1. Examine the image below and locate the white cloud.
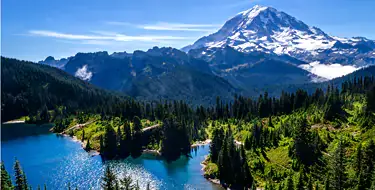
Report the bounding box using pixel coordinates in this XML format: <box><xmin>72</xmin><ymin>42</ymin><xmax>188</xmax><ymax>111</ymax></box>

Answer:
<box><xmin>29</xmin><ymin>30</ymin><xmax>111</xmax><ymax>40</ymax></box>
<box><xmin>29</xmin><ymin>30</ymin><xmax>193</xmax><ymax>42</ymax></box>
<box><xmin>75</xmin><ymin>65</ymin><xmax>93</xmax><ymax>81</ymax></box>
<box><xmin>299</xmin><ymin>61</ymin><xmax>359</xmax><ymax>80</ymax></box>
<box><xmin>107</xmin><ymin>21</ymin><xmax>221</xmax><ymax>32</ymax></box>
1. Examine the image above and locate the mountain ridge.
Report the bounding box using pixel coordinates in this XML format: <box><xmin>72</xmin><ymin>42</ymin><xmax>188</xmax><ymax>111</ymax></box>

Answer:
<box><xmin>183</xmin><ymin>5</ymin><xmax>375</xmax><ymax>72</ymax></box>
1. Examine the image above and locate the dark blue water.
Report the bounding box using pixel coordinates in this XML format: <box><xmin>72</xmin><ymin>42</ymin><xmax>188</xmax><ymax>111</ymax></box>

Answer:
<box><xmin>1</xmin><ymin>124</ymin><xmax>221</xmax><ymax>190</ymax></box>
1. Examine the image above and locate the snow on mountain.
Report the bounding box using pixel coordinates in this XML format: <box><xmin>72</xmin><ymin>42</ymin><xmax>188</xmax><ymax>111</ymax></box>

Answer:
<box><xmin>183</xmin><ymin>5</ymin><xmax>375</xmax><ymax>78</ymax></box>
<box><xmin>183</xmin><ymin>5</ymin><xmax>334</xmax><ymax>53</ymax></box>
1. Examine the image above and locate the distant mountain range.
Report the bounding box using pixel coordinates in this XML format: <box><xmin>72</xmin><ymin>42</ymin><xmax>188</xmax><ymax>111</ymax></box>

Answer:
<box><xmin>37</xmin><ymin>5</ymin><xmax>375</xmax><ymax>101</ymax></box>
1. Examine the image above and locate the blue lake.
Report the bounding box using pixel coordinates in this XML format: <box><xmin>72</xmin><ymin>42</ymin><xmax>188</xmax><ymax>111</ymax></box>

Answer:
<box><xmin>1</xmin><ymin>123</ymin><xmax>221</xmax><ymax>190</ymax></box>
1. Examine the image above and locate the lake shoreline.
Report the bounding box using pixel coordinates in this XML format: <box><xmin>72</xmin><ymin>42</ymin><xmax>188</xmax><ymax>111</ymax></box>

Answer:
<box><xmin>201</xmin><ymin>155</ymin><xmax>222</xmax><ymax>187</ymax></box>
<box><xmin>3</xmin><ymin>123</ymin><xmax>221</xmax><ymax>189</ymax></box>
<box><xmin>59</xmin><ymin>133</ymin><xmax>213</xmax><ymax>158</ymax></box>
<box><xmin>2</xmin><ymin>120</ymin><xmax>25</xmax><ymax>124</ymax></box>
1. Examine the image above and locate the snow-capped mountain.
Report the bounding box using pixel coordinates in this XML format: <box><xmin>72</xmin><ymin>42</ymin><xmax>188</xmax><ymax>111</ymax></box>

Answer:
<box><xmin>183</xmin><ymin>5</ymin><xmax>375</xmax><ymax>79</ymax></box>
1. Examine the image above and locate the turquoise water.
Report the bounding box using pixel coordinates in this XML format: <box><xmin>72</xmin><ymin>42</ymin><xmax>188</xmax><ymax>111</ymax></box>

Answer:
<box><xmin>1</xmin><ymin>124</ymin><xmax>221</xmax><ymax>190</ymax></box>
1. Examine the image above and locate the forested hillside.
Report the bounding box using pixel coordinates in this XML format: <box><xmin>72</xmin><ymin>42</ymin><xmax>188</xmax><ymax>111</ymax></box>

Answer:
<box><xmin>1</xmin><ymin>57</ymin><xmax>375</xmax><ymax>190</ymax></box>
<box><xmin>1</xmin><ymin>57</ymin><xmax>128</xmax><ymax>122</ymax></box>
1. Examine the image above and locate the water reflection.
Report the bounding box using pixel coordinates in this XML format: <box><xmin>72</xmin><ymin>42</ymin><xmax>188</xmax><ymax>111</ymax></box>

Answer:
<box><xmin>1</xmin><ymin>124</ymin><xmax>221</xmax><ymax>190</ymax></box>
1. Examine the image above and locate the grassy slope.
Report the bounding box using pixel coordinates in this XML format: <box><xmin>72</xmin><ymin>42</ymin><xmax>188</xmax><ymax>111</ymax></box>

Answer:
<box><xmin>204</xmin><ymin>94</ymin><xmax>375</xmax><ymax>187</ymax></box>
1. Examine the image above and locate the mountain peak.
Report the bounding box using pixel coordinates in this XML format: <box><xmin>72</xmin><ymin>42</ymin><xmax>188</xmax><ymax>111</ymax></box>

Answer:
<box><xmin>44</xmin><ymin>56</ymin><xmax>55</xmax><ymax>61</ymax></box>
<box><xmin>239</xmin><ymin>5</ymin><xmax>270</xmax><ymax>16</ymax></box>
<box><xmin>182</xmin><ymin>5</ymin><xmax>334</xmax><ymax>54</ymax></box>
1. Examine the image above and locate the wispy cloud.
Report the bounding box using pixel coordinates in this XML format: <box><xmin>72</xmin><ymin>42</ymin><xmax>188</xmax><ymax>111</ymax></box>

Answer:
<box><xmin>29</xmin><ymin>30</ymin><xmax>193</xmax><ymax>43</ymax></box>
<box><xmin>106</xmin><ymin>21</ymin><xmax>221</xmax><ymax>32</ymax></box>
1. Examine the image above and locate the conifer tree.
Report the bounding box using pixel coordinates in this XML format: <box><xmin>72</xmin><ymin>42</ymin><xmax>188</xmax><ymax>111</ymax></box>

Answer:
<box><xmin>362</xmin><ymin>139</ymin><xmax>375</xmax><ymax>188</ymax></box>
<box><xmin>1</xmin><ymin>162</ymin><xmax>13</xmax><ymax>190</ymax></box>
<box><xmin>324</xmin><ymin>177</ymin><xmax>329</xmax><ymax>190</ymax></box>
<box><xmin>283</xmin><ymin>176</ymin><xmax>294</xmax><ymax>190</ymax></box>
<box><xmin>296</xmin><ymin>173</ymin><xmax>304</xmax><ymax>190</ymax></box>
<box><xmin>315</xmin><ymin>181</ymin><xmax>319</xmax><ymax>190</ymax></box>
<box><xmin>119</xmin><ymin>174</ymin><xmax>133</xmax><ymax>189</ymax></box>
<box><xmin>210</xmin><ymin>127</ymin><xmax>223</xmax><ymax>163</ymax></box>
<box><xmin>307</xmin><ymin>177</ymin><xmax>313</xmax><ymax>190</ymax></box>
<box><xmin>354</xmin><ymin>143</ymin><xmax>362</xmax><ymax>177</ymax></box>
<box><xmin>120</xmin><ymin>122</ymin><xmax>131</xmax><ymax>158</ymax></box>
<box><xmin>102</xmin><ymin>125</ymin><xmax>118</xmax><ymax>159</ymax></box>
<box><xmin>101</xmin><ymin>165</ymin><xmax>117</xmax><ymax>190</ymax></box>
<box><xmin>131</xmin><ymin>116</ymin><xmax>143</xmax><ymax>158</ymax></box>
<box><xmin>85</xmin><ymin>137</ymin><xmax>91</xmax><ymax>151</ymax></box>
<box><xmin>240</xmin><ymin>145</ymin><xmax>252</xmax><ymax>188</ymax></box>
<box><xmin>330</xmin><ymin>137</ymin><xmax>346</xmax><ymax>190</ymax></box>
<box><xmin>81</xmin><ymin>130</ymin><xmax>85</xmax><ymax>142</ymax></box>
<box><xmin>14</xmin><ymin>159</ymin><xmax>27</xmax><ymax>190</ymax></box>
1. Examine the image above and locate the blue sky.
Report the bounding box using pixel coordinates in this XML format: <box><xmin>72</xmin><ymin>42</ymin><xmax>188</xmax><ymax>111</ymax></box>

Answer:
<box><xmin>2</xmin><ymin>0</ymin><xmax>375</xmax><ymax>61</ymax></box>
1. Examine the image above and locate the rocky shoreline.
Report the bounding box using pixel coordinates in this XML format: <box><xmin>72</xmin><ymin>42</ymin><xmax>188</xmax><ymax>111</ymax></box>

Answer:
<box><xmin>200</xmin><ymin>155</ymin><xmax>222</xmax><ymax>187</ymax></box>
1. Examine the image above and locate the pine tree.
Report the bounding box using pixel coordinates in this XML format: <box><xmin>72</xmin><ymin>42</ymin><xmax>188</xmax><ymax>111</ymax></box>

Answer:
<box><xmin>356</xmin><ymin>173</ymin><xmax>365</xmax><ymax>190</ymax></box>
<box><xmin>355</xmin><ymin>143</ymin><xmax>362</xmax><ymax>177</ymax></box>
<box><xmin>14</xmin><ymin>159</ymin><xmax>27</xmax><ymax>190</ymax></box>
<box><xmin>81</xmin><ymin>130</ymin><xmax>85</xmax><ymax>142</ymax></box>
<box><xmin>116</xmin><ymin>125</ymin><xmax>122</xmax><ymax>147</ymax></box>
<box><xmin>324</xmin><ymin>177</ymin><xmax>329</xmax><ymax>190</ymax></box>
<box><xmin>1</xmin><ymin>162</ymin><xmax>13</xmax><ymax>190</ymax></box>
<box><xmin>370</xmin><ymin>173</ymin><xmax>375</xmax><ymax>190</ymax></box>
<box><xmin>296</xmin><ymin>173</ymin><xmax>304</xmax><ymax>190</ymax></box>
<box><xmin>23</xmin><ymin>172</ymin><xmax>29</xmax><ymax>190</ymax></box>
<box><xmin>240</xmin><ymin>145</ymin><xmax>252</xmax><ymax>188</ymax></box>
<box><xmin>268</xmin><ymin>115</ymin><xmax>274</xmax><ymax>128</ymax></box>
<box><xmin>283</xmin><ymin>176</ymin><xmax>294</xmax><ymax>190</ymax></box>
<box><xmin>102</xmin><ymin>125</ymin><xmax>118</xmax><ymax>159</ymax></box>
<box><xmin>119</xmin><ymin>122</ymin><xmax>131</xmax><ymax>158</ymax></box>
<box><xmin>330</xmin><ymin>137</ymin><xmax>346</xmax><ymax>190</ymax></box>
<box><xmin>307</xmin><ymin>177</ymin><xmax>313</xmax><ymax>190</ymax></box>
<box><xmin>119</xmin><ymin>173</ymin><xmax>133</xmax><ymax>190</ymax></box>
<box><xmin>131</xmin><ymin>116</ymin><xmax>143</xmax><ymax>158</ymax></box>
<box><xmin>85</xmin><ymin>137</ymin><xmax>91</xmax><ymax>151</ymax></box>
<box><xmin>132</xmin><ymin>116</ymin><xmax>142</xmax><ymax>132</ymax></box>
<box><xmin>315</xmin><ymin>181</ymin><xmax>319</xmax><ymax>190</ymax></box>
<box><xmin>217</xmin><ymin>135</ymin><xmax>230</xmax><ymax>184</ymax></box>
<box><xmin>362</xmin><ymin>139</ymin><xmax>375</xmax><ymax>188</ymax></box>
<box><xmin>290</xmin><ymin>117</ymin><xmax>316</xmax><ymax>166</ymax></box>
<box><xmin>210</xmin><ymin>127</ymin><xmax>223</xmax><ymax>163</ymax></box>
<box><xmin>101</xmin><ymin>165</ymin><xmax>117</xmax><ymax>190</ymax></box>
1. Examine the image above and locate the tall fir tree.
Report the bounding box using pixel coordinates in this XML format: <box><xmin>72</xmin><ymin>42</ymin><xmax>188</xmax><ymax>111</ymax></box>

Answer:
<box><xmin>101</xmin><ymin>165</ymin><xmax>117</xmax><ymax>190</ymax></box>
<box><xmin>330</xmin><ymin>137</ymin><xmax>347</xmax><ymax>190</ymax></box>
<box><xmin>14</xmin><ymin>159</ymin><xmax>28</xmax><ymax>190</ymax></box>
<box><xmin>1</xmin><ymin>162</ymin><xmax>13</xmax><ymax>190</ymax></box>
